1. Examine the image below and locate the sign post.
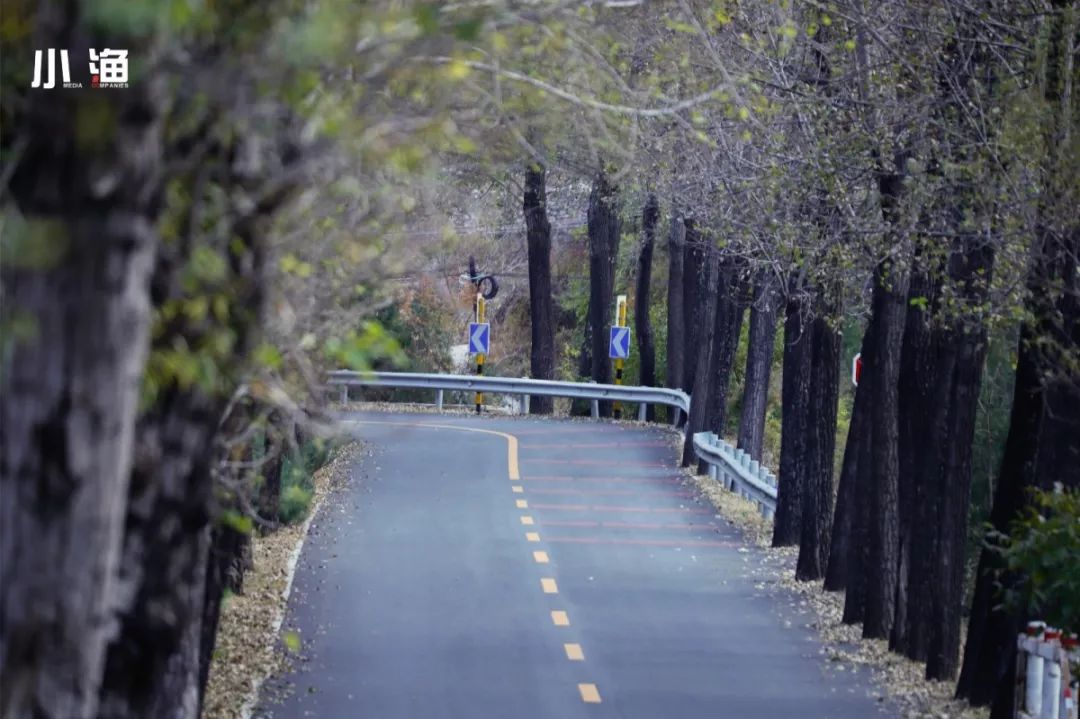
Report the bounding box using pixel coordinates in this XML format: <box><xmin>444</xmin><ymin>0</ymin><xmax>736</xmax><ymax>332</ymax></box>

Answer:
<box><xmin>473</xmin><ymin>294</ymin><xmax>487</xmax><ymax>413</ymax></box>
<box><xmin>852</xmin><ymin>352</ymin><xmax>862</xmax><ymax>387</ymax></box>
<box><xmin>611</xmin><ymin>295</ymin><xmax>629</xmax><ymax>419</ymax></box>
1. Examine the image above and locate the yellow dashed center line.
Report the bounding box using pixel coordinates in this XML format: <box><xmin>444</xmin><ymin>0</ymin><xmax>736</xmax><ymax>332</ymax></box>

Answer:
<box><xmin>578</xmin><ymin>683</ymin><xmax>602</xmax><ymax>703</ymax></box>
<box><xmin>564</xmin><ymin>643</ymin><xmax>585</xmax><ymax>661</ymax></box>
<box><xmin>551</xmin><ymin>610</ymin><xmax>570</xmax><ymax>626</ymax></box>
<box><xmin>512</xmin><ymin>485</ymin><xmax>524</xmax><ymax>494</ymax></box>
<box><xmin>533</xmin><ymin>551</ymin><xmax>549</xmax><ymax>564</ymax></box>
<box><xmin>520</xmin><ymin>516</ymin><xmax>534</xmax><ymax>526</ymax></box>
<box><xmin>526</xmin><ymin>532</ymin><xmax>541</xmax><ymax>542</ymax></box>
<box><xmin>540</xmin><ymin>577</ymin><xmax>558</xmax><ymax>594</ymax></box>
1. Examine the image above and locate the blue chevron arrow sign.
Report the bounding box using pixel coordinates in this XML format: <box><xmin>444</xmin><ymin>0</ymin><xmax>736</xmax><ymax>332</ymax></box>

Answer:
<box><xmin>468</xmin><ymin>322</ymin><xmax>490</xmax><ymax>354</ymax></box>
<box><xmin>609</xmin><ymin>326</ymin><xmax>631</xmax><ymax>360</ymax></box>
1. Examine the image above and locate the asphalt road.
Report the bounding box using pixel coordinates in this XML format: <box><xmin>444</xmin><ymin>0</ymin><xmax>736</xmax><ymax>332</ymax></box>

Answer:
<box><xmin>256</xmin><ymin>412</ymin><xmax>892</xmax><ymax>718</ymax></box>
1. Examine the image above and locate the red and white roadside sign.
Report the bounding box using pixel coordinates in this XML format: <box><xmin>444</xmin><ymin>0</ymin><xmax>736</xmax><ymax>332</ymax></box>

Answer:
<box><xmin>852</xmin><ymin>353</ymin><xmax>862</xmax><ymax>387</ymax></box>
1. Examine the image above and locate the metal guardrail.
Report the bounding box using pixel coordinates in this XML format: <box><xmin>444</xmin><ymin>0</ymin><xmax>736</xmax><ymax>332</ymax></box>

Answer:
<box><xmin>327</xmin><ymin>371</ymin><xmax>690</xmax><ymax>425</ymax></box>
<box><xmin>692</xmin><ymin>431</ymin><xmax>778</xmax><ymax>518</ymax></box>
<box><xmin>1014</xmin><ymin>625</ymin><xmax>1079</xmax><ymax>719</ymax></box>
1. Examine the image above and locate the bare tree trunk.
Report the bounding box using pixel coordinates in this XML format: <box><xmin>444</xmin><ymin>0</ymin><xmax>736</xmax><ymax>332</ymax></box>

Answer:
<box><xmin>585</xmin><ymin>172</ymin><xmax>620</xmax><ymax>416</ymax></box>
<box><xmin>197</xmin><ymin>525</ymin><xmax>229</xmax><ymax>710</ymax></box>
<box><xmin>925</xmin><ymin>270</ymin><xmax>991</xmax><ymax>680</ymax></box>
<box><xmin>96</xmin><ymin>147</ymin><xmax>284</xmax><ymax>717</ymax></box>
<box><xmin>705</xmin><ymin>258</ymin><xmax>747</xmax><ymax>439</ymax></box>
<box><xmin>892</xmin><ymin>257</ymin><xmax>939</xmax><ymax>660</ymax></box>
<box><xmin>0</xmin><ymin>11</ymin><xmax>164</xmax><ymax>715</ymax></box>
<box><xmin>828</xmin><ymin>319</ymin><xmax>872</xmax><ymax>600</ymax></box>
<box><xmin>681</xmin><ymin>255</ymin><xmax>720</xmax><ymax>466</ymax></box>
<box><xmin>524</xmin><ymin>162</ymin><xmax>555</xmax><ymax>414</ymax></box>
<box><xmin>634</xmin><ymin>193</ymin><xmax>659</xmax><ymax>421</ymax></box>
<box><xmin>737</xmin><ymin>270</ymin><xmax>781</xmax><ymax>460</ymax></box>
<box><xmin>259</xmin><ymin>448</ymin><xmax>284</xmax><ymax>529</ymax></box>
<box><xmin>796</xmin><ymin>297</ymin><xmax>841</xmax><ymax>580</ymax></box>
<box><xmin>860</xmin><ymin>171</ymin><xmax>911</xmax><ymax>641</ymax></box>
<box><xmin>681</xmin><ymin>220</ymin><xmax>708</xmax><ymax>396</ymax></box>
<box><xmin>773</xmin><ymin>293</ymin><xmax>812</xmax><ymax>547</ymax></box>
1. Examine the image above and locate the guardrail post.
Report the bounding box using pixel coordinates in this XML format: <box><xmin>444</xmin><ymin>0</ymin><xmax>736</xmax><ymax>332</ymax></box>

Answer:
<box><xmin>1044</xmin><ymin>659</ymin><xmax>1062</xmax><ymax>719</ymax></box>
<box><xmin>591</xmin><ymin>399</ymin><xmax>600</xmax><ymax>419</ymax></box>
<box><xmin>340</xmin><ymin>384</ymin><xmax>348</xmax><ymax>404</ymax></box>
<box><xmin>1024</xmin><ymin>632</ymin><xmax>1046</xmax><ymax>716</ymax></box>
<box><xmin>671</xmin><ymin>407</ymin><xmax>681</xmax><ymax>426</ymax></box>
<box><xmin>436</xmin><ymin>389</ymin><xmax>444</xmax><ymax>411</ymax></box>
<box><xmin>521</xmin><ymin>393</ymin><xmax>530</xmax><ymax>415</ymax></box>
<box><xmin>638</xmin><ymin>403</ymin><xmax>647</xmax><ymax>422</ymax></box>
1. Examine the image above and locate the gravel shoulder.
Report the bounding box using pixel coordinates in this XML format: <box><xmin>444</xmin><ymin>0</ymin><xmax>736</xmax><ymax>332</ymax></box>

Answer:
<box><xmin>202</xmin><ymin>443</ymin><xmax>362</xmax><ymax>719</ymax></box>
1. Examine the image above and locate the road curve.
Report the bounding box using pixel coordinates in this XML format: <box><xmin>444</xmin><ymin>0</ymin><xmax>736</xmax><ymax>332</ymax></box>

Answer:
<box><xmin>256</xmin><ymin>412</ymin><xmax>892</xmax><ymax>718</ymax></box>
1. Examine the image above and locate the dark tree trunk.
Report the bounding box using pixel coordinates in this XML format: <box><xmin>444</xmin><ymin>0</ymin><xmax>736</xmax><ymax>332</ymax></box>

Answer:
<box><xmin>700</xmin><ymin>256</ymin><xmax>747</xmax><ymax>473</ymax></box>
<box><xmin>585</xmin><ymin>172</ymin><xmax>620</xmax><ymax>417</ymax></box>
<box><xmin>737</xmin><ymin>271</ymin><xmax>781</xmax><ymax>461</ymax></box>
<box><xmin>682</xmin><ymin>255</ymin><xmax>721</xmax><ymax>466</ymax></box>
<box><xmin>258</xmin><ymin>414</ymin><xmax>287</xmax><ymax>527</ymax></box>
<box><xmin>198</xmin><ymin>406</ymin><xmax>260</xmax><ymax>709</ymax></box>
<box><xmin>681</xmin><ymin>219</ymin><xmax>709</xmax><ymax>397</ymax></box>
<box><xmin>925</xmin><ymin>258</ymin><xmax>991</xmax><ymax>680</ymax></box>
<box><xmin>96</xmin><ymin>389</ymin><xmax>220</xmax><ymax>719</ymax></box>
<box><xmin>96</xmin><ymin>144</ymin><xmax>285</xmax><ymax>717</ymax></box>
<box><xmin>259</xmin><ymin>445</ymin><xmax>283</xmax><ymax>528</ymax></box>
<box><xmin>827</xmin><ymin>318</ymin><xmax>873</xmax><ymax>598</ymax></box>
<box><xmin>859</xmin><ymin>172</ymin><xmax>911</xmax><ymax>641</ymax></box>
<box><xmin>705</xmin><ymin>259</ymin><xmax>747</xmax><ymax>438</ymax></box>
<box><xmin>634</xmin><ymin>193</ymin><xmax>659</xmax><ymax>421</ymax></box>
<box><xmin>197</xmin><ymin>523</ymin><xmax>238</xmax><ymax>707</ymax></box>
<box><xmin>665</xmin><ymin>216</ymin><xmax>686</xmax><ymax>396</ymax></box>
<box><xmin>0</xmin><ymin>10</ymin><xmax>164</xmax><ymax>716</ymax></box>
<box><xmin>796</xmin><ymin>298</ymin><xmax>842</xmax><ymax>580</ymax></box>
<box><xmin>524</xmin><ymin>162</ymin><xmax>556</xmax><ymax>414</ymax></box>
<box><xmin>773</xmin><ymin>293</ymin><xmax>812</xmax><ymax>547</ymax></box>
<box><xmin>577</xmin><ymin>316</ymin><xmax>593</xmax><ymax>384</ymax></box>
<box><xmin>892</xmin><ymin>259</ymin><xmax>939</xmax><ymax>660</ymax></box>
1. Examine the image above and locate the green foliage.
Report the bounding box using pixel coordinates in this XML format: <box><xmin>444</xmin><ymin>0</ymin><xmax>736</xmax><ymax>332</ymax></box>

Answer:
<box><xmin>725</xmin><ymin>319</ymin><xmax>751</xmax><ymax>436</ymax></box>
<box><xmin>833</xmin><ymin>391</ymin><xmax>852</xmax><ymax>479</ymax></box>
<box><xmin>324</xmin><ymin>321</ymin><xmax>405</xmax><ymax>372</ymax></box>
<box><xmin>221</xmin><ymin>509</ymin><xmax>254</xmax><ymax>535</ymax></box>
<box><xmin>276</xmin><ymin>438</ymin><xmax>332</xmax><ymax>525</ymax></box>
<box><xmin>992</xmin><ymin>486</ymin><xmax>1080</xmax><ymax>635</ymax></box>
<box><xmin>279</xmin><ymin>485</ymin><xmax>313</xmax><ymax>526</ymax></box>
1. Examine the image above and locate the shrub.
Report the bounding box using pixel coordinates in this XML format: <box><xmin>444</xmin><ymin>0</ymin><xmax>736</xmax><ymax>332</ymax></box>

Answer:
<box><xmin>992</xmin><ymin>485</ymin><xmax>1080</xmax><ymax>635</ymax></box>
<box><xmin>275</xmin><ymin>438</ymin><xmax>332</xmax><ymax>525</ymax></box>
<box><xmin>279</xmin><ymin>484</ymin><xmax>313</xmax><ymax>525</ymax></box>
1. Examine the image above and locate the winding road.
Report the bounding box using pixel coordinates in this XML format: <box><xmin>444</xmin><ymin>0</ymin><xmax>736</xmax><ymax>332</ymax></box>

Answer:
<box><xmin>256</xmin><ymin>412</ymin><xmax>891</xmax><ymax>718</ymax></box>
